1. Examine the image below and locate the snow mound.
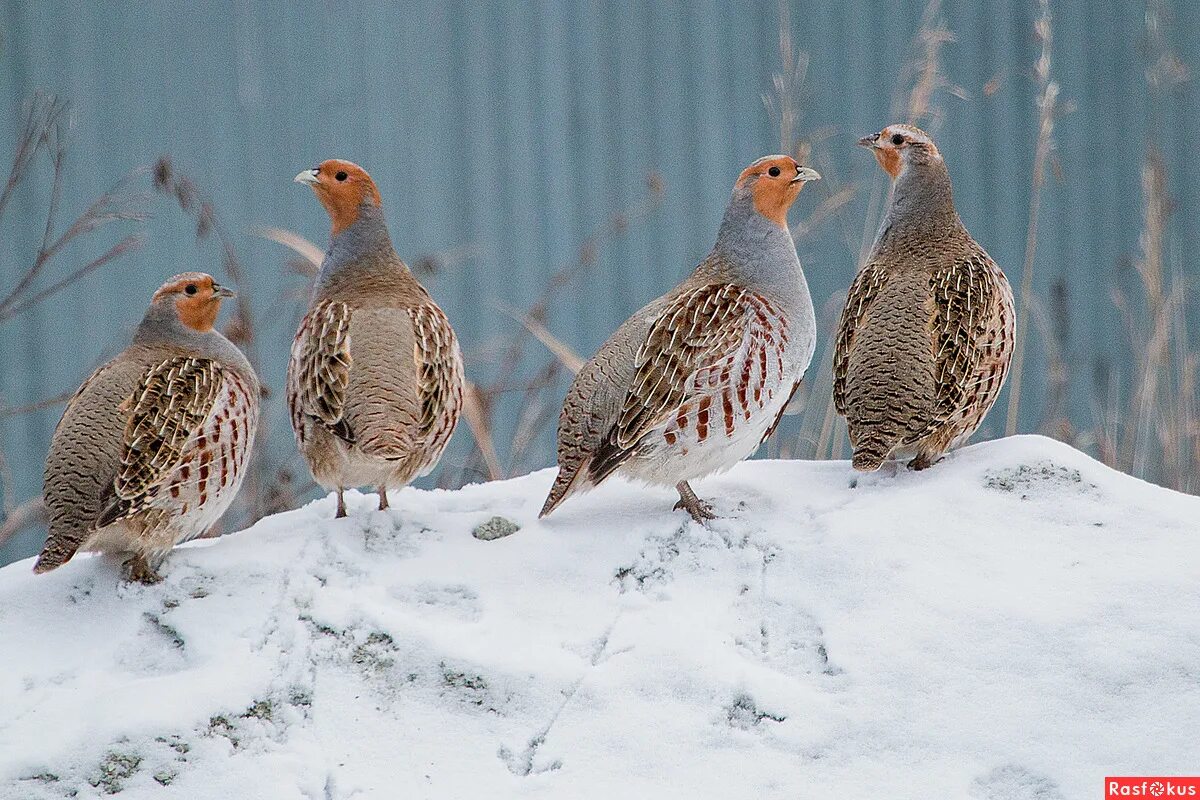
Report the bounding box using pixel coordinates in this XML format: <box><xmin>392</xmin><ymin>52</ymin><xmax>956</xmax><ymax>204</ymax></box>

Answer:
<box><xmin>1</xmin><ymin>435</ymin><xmax>1197</xmax><ymax>799</ymax></box>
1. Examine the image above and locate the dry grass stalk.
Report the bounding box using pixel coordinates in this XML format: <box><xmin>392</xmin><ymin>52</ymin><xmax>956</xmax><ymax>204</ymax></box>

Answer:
<box><xmin>496</xmin><ymin>302</ymin><xmax>584</xmax><ymax>375</ymax></box>
<box><xmin>254</xmin><ymin>225</ymin><xmax>324</xmax><ymax>274</ymax></box>
<box><xmin>1003</xmin><ymin>0</ymin><xmax>1061</xmax><ymax>436</ymax></box>
<box><xmin>0</xmin><ymin>92</ymin><xmax>150</xmax><ymax>529</ymax></box>
<box><xmin>1046</xmin><ymin>0</ymin><xmax>1195</xmax><ymax>492</ymax></box>
<box><xmin>459</xmin><ymin>381</ymin><xmax>502</xmax><ymax>482</ymax></box>
<box><xmin>0</xmin><ymin>94</ymin><xmax>149</xmax><ymax>324</ymax></box>
<box><xmin>1111</xmin><ymin>151</ymin><xmax>1194</xmax><ymax>489</ymax></box>
<box><xmin>444</xmin><ymin>173</ymin><xmax>666</xmax><ymax>484</ymax></box>
<box><xmin>0</xmin><ymin>497</ymin><xmax>45</xmax><ymax>550</ymax></box>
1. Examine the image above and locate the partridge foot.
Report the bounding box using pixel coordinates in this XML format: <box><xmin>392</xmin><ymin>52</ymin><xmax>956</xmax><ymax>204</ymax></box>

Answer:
<box><xmin>124</xmin><ymin>554</ymin><xmax>163</xmax><ymax>585</ymax></box>
<box><xmin>674</xmin><ymin>481</ymin><xmax>717</xmax><ymax>523</ymax></box>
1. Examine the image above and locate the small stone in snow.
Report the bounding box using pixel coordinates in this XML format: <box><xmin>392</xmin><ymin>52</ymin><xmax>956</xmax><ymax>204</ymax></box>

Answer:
<box><xmin>473</xmin><ymin>516</ymin><xmax>520</xmax><ymax>541</ymax></box>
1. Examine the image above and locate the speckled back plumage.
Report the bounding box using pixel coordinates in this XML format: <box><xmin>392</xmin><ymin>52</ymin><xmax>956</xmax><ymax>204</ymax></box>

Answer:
<box><xmin>287</xmin><ymin>172</ymin><xmax>464</xmax><ymax>499</ymax></box>
<box><xmin>36</xmin><ymin>273</ymin><xmax>260</xmax><ymax>578</ymax></box>
<box><xmin>834</xmin><ymin>126</ymin><xmax>1015</xmax><ymax>471</ymax></box>
<box><xmin>542</xmin><ymin>156</ymin><xmax>820</xmax><ymax>517</ymax></box>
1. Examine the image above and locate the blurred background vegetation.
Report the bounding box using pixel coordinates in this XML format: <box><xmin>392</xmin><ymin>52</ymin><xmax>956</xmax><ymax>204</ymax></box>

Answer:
<box><xmin>1</xmin><ymin>0</ymin><xmax>1197</xmax><ymax>564</ymax></box>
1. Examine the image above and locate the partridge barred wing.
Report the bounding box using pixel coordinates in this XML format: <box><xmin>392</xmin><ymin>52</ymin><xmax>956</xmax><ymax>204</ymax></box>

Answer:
<box><xmin>287</xmin><ymin>299</ymin><xmax>354</xmax><ymax>444</ymax></box>
<box><xmin>588</xmin><ymin>283</ymin><xmax>767</xmax><ymax>483</ymax></box>
<box><xmin>833</xmin><ymin>261</ymin><xmax>889</xmax><ymax>415</ymax></box>
<box><xmin>913</xmin><ymin>251</ymin><xmax>1014</xmax><ymax>440</ymax></box>
<box><xmin>409</xmin><ymin>302</ymin><xmax>464</xmax><ymax>459</ymax></box>
<box><xmin>97</xmin><ymin>357</ymin><xmax>223</xmax><ymax>527</ymax></box>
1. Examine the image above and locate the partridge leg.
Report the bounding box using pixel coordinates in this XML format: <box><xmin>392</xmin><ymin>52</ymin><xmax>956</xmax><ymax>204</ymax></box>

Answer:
<box><xmin>124</xmin><ymin>554</ymin><xmax>163</xmax><ymax>585</ymax></box>
<box><xmin>673</xmin><ymin>481</ymin><xmax>717</xmax><ymax>523</ymax></box>
<box><xmin>336</xmin><ymin>488</ymin><xmax>348</xmax><ymax>519</ymax></box>
<box><xmin>377</xmin><ymin>487</ymin><xmax>389</xmax><ymax>511</ymax></box>
<box><xmin>908</xmin><ymin>451</ymin><xmax>941</xmax><ymax>471</ymax></box>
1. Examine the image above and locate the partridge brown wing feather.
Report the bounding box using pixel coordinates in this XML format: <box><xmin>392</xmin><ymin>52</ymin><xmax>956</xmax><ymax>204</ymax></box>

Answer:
<box><xmin>287</xmin><ymin>300</ymin><xmax>354</xmax><ymax>444</ymax></box>
<box><xmin>588</xmin><ymin>283</ymin><xmax>764</xmax><ymax>485</ymax></box>
<box><xmin>410</xmin><ymin>302</ymin><xmax>465</xmax><ymax>465</ymax></box>
<box><xmin>97</xmin><ymin>357</ymin><xmax>224</xmax><ymax>527</ymax></box>
<box><xmin>915</xmin><ymin>250</ymin><xmax>1014</xmax><ymax>444</ymax></box>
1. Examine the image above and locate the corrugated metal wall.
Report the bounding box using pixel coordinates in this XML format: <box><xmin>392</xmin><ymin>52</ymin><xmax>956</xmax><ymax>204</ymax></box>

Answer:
<box><xmin>2</xmin><ymin>0</ymin><xmax>1197</xmax><ymax>563</ymax></box>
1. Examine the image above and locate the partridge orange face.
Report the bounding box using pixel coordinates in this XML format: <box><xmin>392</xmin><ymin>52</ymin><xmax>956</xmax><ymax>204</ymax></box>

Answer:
<box><xmin>736</xmin><ymin>155</ymin><xmax>821</xmax><ymax>226</ymax></box>
<box><xmin>152</xmin><ymin>272</ymin><xmax>235</xmax><ymax>332</ymax></box>
<box><xmin>858</xmin><ymin>124</ymin><xmax>940</xmax><ymax>179</ymax></box>
<box><xmin>294</xmin><ymin>159</ymin><xmax>383</xmax><ymax>236</ymax></box>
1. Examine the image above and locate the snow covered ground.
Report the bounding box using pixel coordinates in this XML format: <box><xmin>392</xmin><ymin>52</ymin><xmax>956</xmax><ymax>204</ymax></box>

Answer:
<box><xmin>0</xmin><ymin>435</ymin><xmax>1197</xmax><ymax>799</ymax></box>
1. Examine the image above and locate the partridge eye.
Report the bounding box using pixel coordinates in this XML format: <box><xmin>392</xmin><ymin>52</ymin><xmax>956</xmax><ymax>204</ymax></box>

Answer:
<box><xmin>184</xmin><ymin>284</ymin><xmax>198</xmax><ymax>295</ymax></box>
<box><xmin>891</xmin><ymin>133</ymin><xmax>906</xmax><ymax>146</ymax></box>
<box><xmin>767</xmin><ymin>166</ymin><xmax>781</xmax><ymax>177</ymax></box>
<box><xmin>335</xmin><ymin>171</ymin><xmax>348</xmax><ymax>182</ymax></box>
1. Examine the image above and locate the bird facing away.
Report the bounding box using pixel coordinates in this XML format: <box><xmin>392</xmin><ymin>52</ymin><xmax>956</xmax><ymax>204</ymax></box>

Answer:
<box><xmin>36</xmin><ymin>273</ymin><xmax>260</xmax><ymax>583</ymax></box>
<box><xmin>541</xmin><ymin>156</ymin><xmax>821</xmax><ymax>522</ymax></box>
<box><xmin>834</xmin><ymin>124</ymin><xmax>1015</xmax><ymax>472</ymax></box>
<box><xmin>288</xmin><ymin>159</ymin><xmax>464</xmax><ymax>518</ymax></box>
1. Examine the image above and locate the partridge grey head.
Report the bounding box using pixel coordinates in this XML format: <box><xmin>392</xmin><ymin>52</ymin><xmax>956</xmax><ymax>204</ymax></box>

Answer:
<box><xmin>833</xmin><ymin>124</ymin><xmax>1015</xmax><ymax>472</ymax></box>
<box><xmin>288</xmin><ymin>159</ymin><xmax>464</xmax><ymax>518</ymax></box>
<box><xmin>540</xmin><ymin>155</ymin><xmax>820</xmax><ymax>523</ymax></box>
<box><xmin>36</xmin><ymin>272</ymin><xmax>260</xmax><ymax>583</ymax></box>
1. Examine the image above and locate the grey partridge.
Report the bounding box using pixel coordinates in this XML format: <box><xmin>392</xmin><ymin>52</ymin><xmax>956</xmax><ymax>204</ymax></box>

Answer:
<box><xmin>834</xmin><ymin>124</ymin><xmax>1015</xmax><ymax>472</ymax></box>
<box><xmin>36</xmin><ymin>273</ymin><xmax>260</xmax><ymax>583</ymax></box>
<box><xmin>541</xmin><ymin>156</ymin><xmax>821</xmax><ymax>522</ymax></box>
<box><xmin>289</xmin><ymin>160</ymin><xmax>464</xmax><ymax>518</ymax></box>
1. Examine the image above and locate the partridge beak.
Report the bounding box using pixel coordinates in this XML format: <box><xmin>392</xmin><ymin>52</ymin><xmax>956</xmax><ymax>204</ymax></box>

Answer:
<box><xmin>858</xmin><ymin>133</ymin><xmax>881</xmax><ymax>148</ymax></box>
<box><xmin>213</xmin><ymin>284</ymin><xmax>236</xmax><ymax>299</ymax></box>
<box><xmin>791</xmin><ymin>166</ymin><xmax>821</xmax><ymax>184</ymax></box>
<box><xmin>293</xmin><ymin>168</ymin><xmax>320</xmax><ymax>186</ymax></box>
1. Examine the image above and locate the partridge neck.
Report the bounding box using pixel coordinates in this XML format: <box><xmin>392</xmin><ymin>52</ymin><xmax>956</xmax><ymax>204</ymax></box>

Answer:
<box><xmin>317</xmin><ymin>203</ymin><xmax>403</xmax><ymax>283</ymax></box>
<box><xmin>876</xmin><ymin>159</ymin><xmax>960</xmax><ymax>245</ymax></box>
<box><xmin>132</xmin><ymin>304</ymin><xmax>248</xmax><ymax>373</ymax></box>
<box><xmin>709</xmin><ymin>193</ymin><xmax>805</xmax><ymax>299</ymax></box>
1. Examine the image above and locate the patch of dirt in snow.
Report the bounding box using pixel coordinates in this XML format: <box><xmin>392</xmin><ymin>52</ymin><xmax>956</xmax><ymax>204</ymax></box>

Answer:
<box><xmin>982</xmin><ymin>460</ymin><xmax>1098</xmax><ymax>499</ymax></box>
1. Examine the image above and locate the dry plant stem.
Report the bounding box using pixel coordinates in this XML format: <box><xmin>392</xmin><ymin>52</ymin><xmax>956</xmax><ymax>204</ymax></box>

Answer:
<box><xmin>0</xmin><ymin>498</ymin><xmax>45</xmax><ymax>549</ymax></box>
<box><xmin>764</xmin><ymin>0</ymin><xmax>807</xmax><ymax>155</ymax></box>
<box><xmin>490</xmin><ymin>177</ymin><xmax>664</xmax><ymax>391</ymax></box>
<box><xmin>254</xmin><ymin>226</ymin><xmax>324</xmax><ymax>274</ymax></box>
<box><xmin>1029</xmin><ymin>287</ymin><xmax>1070</xmax><ymax>435</ymax></box>
<box><xmin>0</xmin><ymin>94</ymin><xmax>69</xmax><ymax>220</ymax></box>
<box><xmin>496</xmin><ymin>302</ymin><xmax>584</xmax><ymax>375</ymax></box>
<box><xmin>1083</xmin><ymin>0</ymin><xmax>1193</xmax><ymax>491</ymax></box>
<box><xmin>505</xmin><ymin>362</ymin><xmax>564</xmax><ymax>473</ymax></box>
<box><xmin>457</xmin><ymin>176</ymin><xmax>664</xmax><ymax>481</ymax></box>
<box><xmin>1004</xmin><ymin>0</ymin><xmax>1058</xmax><ymax>437</ymax></box>
<box><xmin>0</xmin><ymin>93</ymin><xmax>149</xmax><ymax>524</ymax></box>
<box><xmin>0</xmin><ymin>96</ymin><xmax>149</xmax><ymax>322</ymax></box>
<box><xmin>0</xmin><ymin>388</ymin><xmax>77</xmax><ymax>419</ymax></box>
<box><xmin>460</xmin><ymin>382</ymin><xmax>502</xmax><ymax>481</ymax></box>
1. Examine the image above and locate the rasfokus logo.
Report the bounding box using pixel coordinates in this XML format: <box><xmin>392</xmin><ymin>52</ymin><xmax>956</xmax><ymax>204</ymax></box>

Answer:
<box><xmin>1106</xmin><ymin>778</ymin><xmax>1200</xmax><ymax>797</ymax></box>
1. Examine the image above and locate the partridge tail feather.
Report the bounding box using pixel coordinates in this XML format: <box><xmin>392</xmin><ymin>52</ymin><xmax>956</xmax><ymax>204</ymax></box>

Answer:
<box><xmin>33</xmin><ymin>536</ymin><xmax>79</xmax><ymax>574</ymax></box>
<box><xmin>851</xmin><ymin>443</ymin><xmax>889</xmax><ymax>472</ymax></box>
<box><xmin>32</xmin><ymin>556</ymin><xmax>60</xmax><ymax>574</ymax></box>
<box><xmin>539</xmin><ymin>461</ymin><xmax>593</xmax><ymax>518</ymax></box>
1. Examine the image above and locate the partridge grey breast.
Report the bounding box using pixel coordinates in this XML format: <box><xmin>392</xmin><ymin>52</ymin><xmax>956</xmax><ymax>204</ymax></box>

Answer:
<box><xmin>288</xmin><ymin>160</ymin><xmax>464</xmax><ymax>517</ymax></box>
<box><xmin>541</xmin><ymin>156</ymin><xmax>821</xmax><ymax>522</ymax></box>
<box><xmin>36</xmin><ymin>273</ymin><xmax>259</xmax><ymax>583</ymax></box>
<box><xmin>834</xmin><ymin>125</ymin><xmax>1015</xmax><ymax>472</ymax></box>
